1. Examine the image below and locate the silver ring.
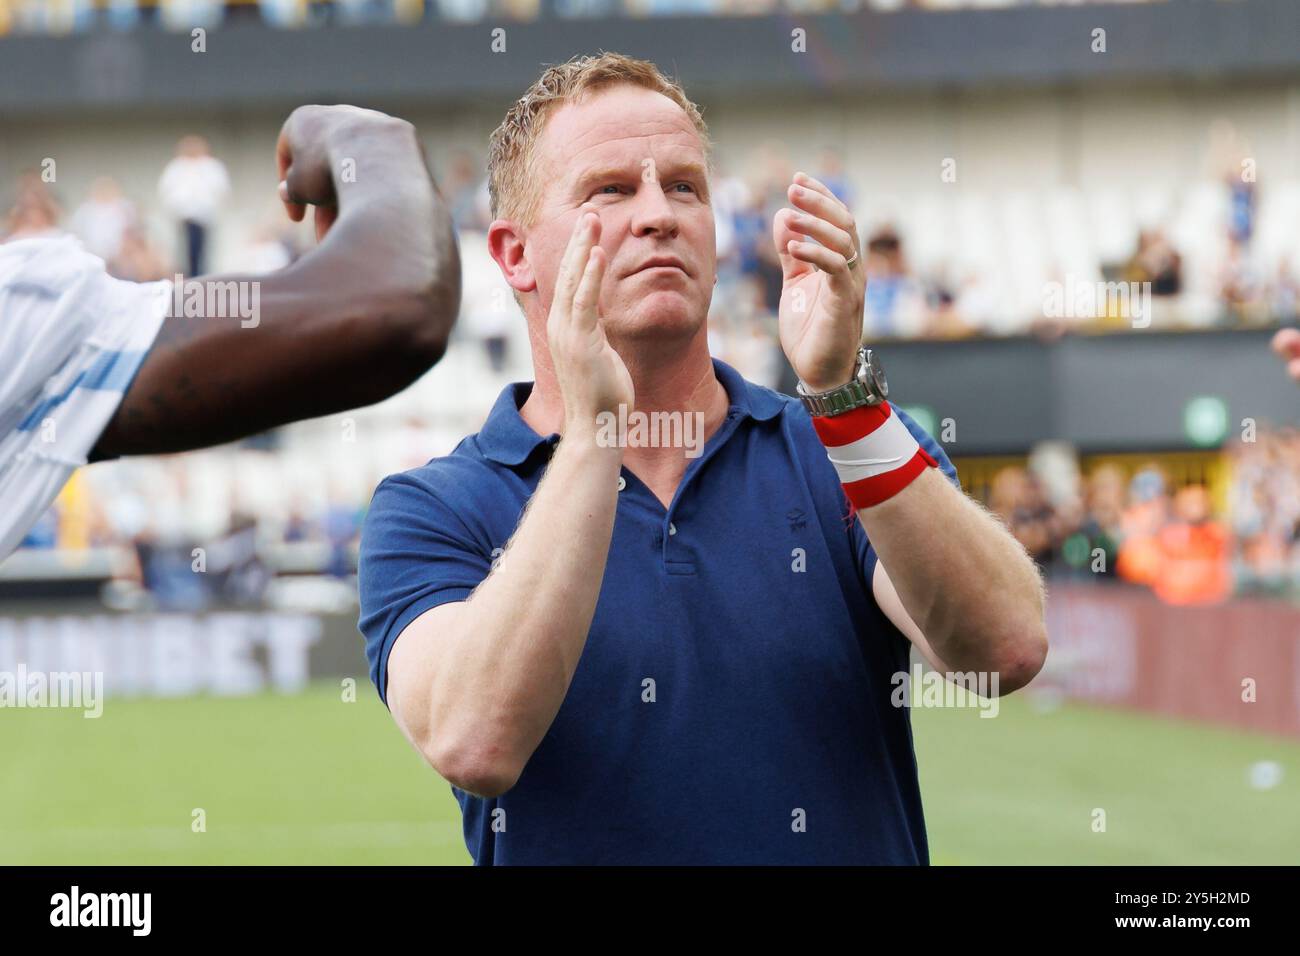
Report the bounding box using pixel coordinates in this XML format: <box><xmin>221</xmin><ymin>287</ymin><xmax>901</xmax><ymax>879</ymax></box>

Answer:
<box><xmin>844</xmin><ymin>249</ymin><xmax>860</xmax><ymax>269</ymax></box>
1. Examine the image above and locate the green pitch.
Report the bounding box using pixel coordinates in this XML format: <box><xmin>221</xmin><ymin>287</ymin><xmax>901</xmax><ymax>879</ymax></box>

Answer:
<box><xmin>2</xmin><ymin>683</ymin><xmax>1297</xmax><ymax>865</ymax></box>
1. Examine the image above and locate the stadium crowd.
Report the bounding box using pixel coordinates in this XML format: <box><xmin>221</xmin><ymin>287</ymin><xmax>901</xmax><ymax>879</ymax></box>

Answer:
<box><xmin>3</xmin><ymin>125</ymin><xmax>1299</xmax><ymax>607</ymax></box>
<box><xmin>984</xmin><ymin>424</ymin><xmax>1300</xmax><ymax>604</ymax></box>
<box><xmin>0</xmin><ymin>0</ymin><xmax>1180</xmax><ymax>36</ymax></box>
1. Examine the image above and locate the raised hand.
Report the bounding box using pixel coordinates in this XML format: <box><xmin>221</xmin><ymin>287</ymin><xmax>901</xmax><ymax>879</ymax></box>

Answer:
<box><xmin>773</xmin><ymin>172</ymin><xmax>867</xmax><ymax>392</ymax></box>
<box><xmin>547</xmin><ymin>208</ymin><xmax>635</xmax><ymax>434</ymax></box>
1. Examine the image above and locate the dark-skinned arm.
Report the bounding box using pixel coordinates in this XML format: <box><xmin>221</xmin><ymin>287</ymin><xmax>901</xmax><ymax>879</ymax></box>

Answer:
<box><xmin>92</xmin><ymin>105</ymin><xmax>460</xmax><ymax>459</ymax></box>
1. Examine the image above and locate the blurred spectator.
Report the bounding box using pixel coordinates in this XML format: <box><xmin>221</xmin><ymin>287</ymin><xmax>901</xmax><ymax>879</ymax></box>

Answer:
<box><xmin>323</xmin><ymin>493</ymin><xmax>362</xmax><ymax>579</ymax></box>
<box><xmin>917</xmin><ymin>265</ymin><xmax>962</xmax><ymax>337</ymax></box>
<box><xmin>988</xmin><ymin>466</ymin><xmax>1058</xmax><ymax>567</ymax></box>
<box><xmin>729</xmin><ymin>191</ymin><xmax>768</xmax><ymax>285</ymax></box>
<box><xmin>282</xmin><ymin>502</ymin><xmax>319</xmax><ymax>543</ymax></box>
<box><xmin>1059</xmin><ymin>464</ymin><xmax>1124</xmax><ymax>578</ymax></box>
<box><xmin>1270</xmin><ymin>260</ymin><xmax>1300</xmax><ymax>322</ymax></box>
<box><xmin>497</xmin><ymin>0</ymin><xmax>540</xmax><ymax>18</ymax></box>
<box><xmin>206</xmin><ymin>512</ymin><xmax>272</xmax><ymax>605</ymax></box>
<box><xmin>554</xmin><ymin>0</ymin><xmax>618</xmax><ymax>16</ymax></box>
<box><xmin>3</xmin><ymin>172</ymin><xmax>62</xmax><ymax>240</ymax></box>
<box><xmin>160</xmin><ymin>0</ymin><xmax>225</xmax><ymax>31</ymax></box>
<box><xmin>458</xmin><ymin>230</ymin><xmax>517</xmax><ymax>373</ymax></box>
<box><xmin>1230</xmin><ymin>425</ymin><xmax>1300</xmax><ymax>594</ymax></box>
<box><xmin>258</xmin><ymin>0</ymin><xmax>309</xmax><ymax>27</ymax></box>
<box><xmin>1227</xmin><ymin>171</ymin><xmax>1256</xmax><ymax>247</ymax></box>
<box><xmin>1114</xmin><ymin>464</ymin><xmax>1170</xmax><ymax>587</ymax></box>
<box><xmin>435</xmin><ymin>0</ymin><xmax>490</xmax><ymax>22</ymax></box>
<box><xmin>1123</xmin><ymin>228</ymin><xmax>1182</xmax><ymax>297</ymax></box>
<box><xmin>1218</xmin><ymin>238</ymin><xmax>1266</xmax><ymax>324</ymax></box>
<box><xmin>336</xmin><ymin>0</ymin><xmax>395</xmax><ymax>24</ymax></box>
<box><xmin>747</xmin><ymin>142</ymin><xmax>796</xmax><ymax>315</ymax></box>
<box><xmin>1146</xmin><ymin>484</ymin><xmax>1232</xmax><ymax>605</ymax></box>
<box><xmin>103</xmin><ymin>0</ymin><xmax>144</xmax><ymax>30</ymax></box>
<box><xmin>816</xmin><ymin>147</ymin><xmax>854</xmax><ymax>209</ymax></box>
<box><xmin>861</xmin><ymin>225</ymin><xmax>926</xmax><ymax>339</ymax></box>
<box><xmin>110</xmin><ymin>224</ymin><xmax>173</xmax><ymax>281</ymax></box>
<box><xmin>443</xmin><ymin>148</ymin><xmax>489</xmax><ymax>232</ymax></box>
<box><xmin>14</xmin><ymin>0</ymin><xmax>93</xmax><ymax>34</ymax></box>
<box><xmin>132</xmin><ymin>533</ymin><xmax>209</xmax><ymax>610</ymax></box>
<box><xmin>70</xmin><ymin>176</ymin><xmax>136</xmax><ymax>263</ymax></box>
<box><xmin>710</xmin><ymin>156</ymin><xmax>752</xmax><ymax>284</ymax></box>
<box><xmin>158</xmin><ymin>134</ymin><xmax>231</xmax><ymax>276</ymax></box>
<box><xmin>708</xmin><ymin>275</ymin><xmax>781</xmax><ymax>389</ymax></box>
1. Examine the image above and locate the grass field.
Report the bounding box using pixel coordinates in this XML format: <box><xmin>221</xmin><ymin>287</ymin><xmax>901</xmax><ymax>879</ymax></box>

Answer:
<box><xmin>2</xmin><ymin>682</ymin><xmax>1298</xmax><ymax>865</ymax></box>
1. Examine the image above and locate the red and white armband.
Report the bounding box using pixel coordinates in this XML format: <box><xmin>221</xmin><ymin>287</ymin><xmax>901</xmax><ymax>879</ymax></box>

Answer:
<box><xmin>811</xmin><ymin>402</ymin><xmax>938</xmax><ymax>510</ymax></box>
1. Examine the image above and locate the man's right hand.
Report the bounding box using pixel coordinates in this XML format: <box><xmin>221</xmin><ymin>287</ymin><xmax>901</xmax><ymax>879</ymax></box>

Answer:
<box><xmin>385</xmin><ymin>207</ymin><xmax>628</xmax><ymax>799</ymax></box>
<box><xmin>547</xmin><ymin>209</ymin><xmax>634</xmax><ymax>435</ymax></box>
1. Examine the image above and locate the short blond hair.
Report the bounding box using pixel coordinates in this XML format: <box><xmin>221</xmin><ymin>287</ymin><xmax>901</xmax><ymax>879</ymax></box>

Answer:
<box><xmin>487</xmin><ymin>52</ymin><xmax>712</xmax><ymax>228</ymax></box>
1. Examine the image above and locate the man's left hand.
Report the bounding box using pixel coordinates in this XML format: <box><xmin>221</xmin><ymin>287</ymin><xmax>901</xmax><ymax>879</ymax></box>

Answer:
<box><xmin>773</xmin><ymin>172</ymin><xmax>866</xmax><ymax>392</ymax></box>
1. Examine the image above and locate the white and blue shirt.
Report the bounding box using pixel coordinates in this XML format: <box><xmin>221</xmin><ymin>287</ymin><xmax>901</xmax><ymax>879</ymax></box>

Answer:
<box><xmin>0</xmin><ymin>234</ymin><xmax>170</xmax><ymax>563</ymax></box>
<box><xmin>359</xmin><ymin>359</ymin><xmax>959</xmax><ymax>865</ymax></box>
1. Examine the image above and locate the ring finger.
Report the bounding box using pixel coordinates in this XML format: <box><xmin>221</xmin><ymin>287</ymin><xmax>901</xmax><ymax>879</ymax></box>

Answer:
<box><xmin>780</xmin><ymin>207</ymin><xmax>857</xmax><ymax>263</ymax></box>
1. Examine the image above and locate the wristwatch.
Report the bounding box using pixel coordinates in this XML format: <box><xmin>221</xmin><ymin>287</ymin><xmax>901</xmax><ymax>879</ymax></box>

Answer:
<box><xmin>796</xmin><ymin>347</ymin><xmax>889</xmax><ymax>418</ymax></box>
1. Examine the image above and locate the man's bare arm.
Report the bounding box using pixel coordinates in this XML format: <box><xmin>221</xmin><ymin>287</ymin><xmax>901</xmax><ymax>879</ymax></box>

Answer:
<box><xmin>386</xmin><ymin>432</ymin><xmax>621</xmax><ymax>799</ymax></box>
<box><xmin>863</xmin><ymin>468</ymin><xmax>1048</xmax><ymax>694</ymax></box>
<box><xmin>385</xmin><ymin>208</ymin><xmax>631</xmax><ymax>798</ymax></box>
<box><xmin>92</xmin><ymin>105</ymin><xmax>460</xmax><ymax>459</ymax></box>
<box><xmin>767</xmin><ymin>171</ymin><xmax>1045</xmax><ymax>694</ymax></box>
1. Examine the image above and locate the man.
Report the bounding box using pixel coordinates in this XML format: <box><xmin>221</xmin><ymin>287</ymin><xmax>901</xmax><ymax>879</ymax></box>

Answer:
<box><xmin>157</xmin><ymin>135</ymin><xmax>231</xmax><ymax>278</ymax></box>
<box><xmin>0</xmin><ymin>104</ymin><xmax>459</xmax><ymax>562</ymax></box>
<box><xmin>359</xmin><ymin>54</ymin><xmax>1047</xmax><ymax>865</ymax></box>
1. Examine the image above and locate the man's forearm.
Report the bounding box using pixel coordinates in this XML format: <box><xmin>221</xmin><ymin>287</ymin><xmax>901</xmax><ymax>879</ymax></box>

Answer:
<box><xmin>857</xmin><ymin>467</ymin><xmax>1047</xmax><ymax>690</ymax></box>
<box><xmin>418</xmin><ymin>429</ymin><xmax>623</xmax><ymax>790</ymax></box>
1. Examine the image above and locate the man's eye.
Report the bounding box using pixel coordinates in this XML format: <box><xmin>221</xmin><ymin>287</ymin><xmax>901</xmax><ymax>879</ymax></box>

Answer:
<box><xmin>597</xmin><ymin>185</ymin><xmax>623</xmax><ymax>195</ymax></box>
<box><xmin>673</xmin><ymin>182</ymin><xmax>696</xmax><ymax>193</ymax></box>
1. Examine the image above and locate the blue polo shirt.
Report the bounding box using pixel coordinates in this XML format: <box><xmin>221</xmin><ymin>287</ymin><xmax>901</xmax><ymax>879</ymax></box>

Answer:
<box><xmin>358</xmin><ymin>359</ymin><xmax>958</xmax><ymax>865</ymax></box>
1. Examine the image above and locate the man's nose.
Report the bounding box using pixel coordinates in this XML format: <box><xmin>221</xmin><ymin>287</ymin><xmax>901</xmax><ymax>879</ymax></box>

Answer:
<box><xmin>629</xmin><ymin>182</ymin><xmax>679</xmax><ymax>238</ymax></box>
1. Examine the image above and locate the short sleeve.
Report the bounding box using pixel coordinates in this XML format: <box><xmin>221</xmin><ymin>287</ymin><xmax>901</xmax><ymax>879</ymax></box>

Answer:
<box><xmin>357</xmin><ymin>472</ymin><xmax>494</xmax><ymax>706</ymax></box>
<box><xmin>0</xmin><ymin>236</ymin><xmax>170</xmax><ymax>563</ymax></box>
<box><xmin>852</xmin><ymin>404</ymin><xmax>960</xmax><ymax>586</ymax></box>
<box><xmin>0</xmin><ymin>235</ymin><xmax>169</xmax><ymax>417</ymax></box>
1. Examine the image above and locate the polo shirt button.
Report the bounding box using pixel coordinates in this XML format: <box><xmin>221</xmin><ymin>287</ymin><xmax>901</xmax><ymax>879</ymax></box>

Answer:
<box><xmin>668</xmin><ymin>522</ymin><xmax>677</xmax><ymax>536</ymax></box>
<box><xmin>617</xmin><ymin>476</ymin><xmax>627</xmax><ymax>492</ymax></box>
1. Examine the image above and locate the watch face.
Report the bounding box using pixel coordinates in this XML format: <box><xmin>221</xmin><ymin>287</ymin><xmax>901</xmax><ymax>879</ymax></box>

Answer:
<box><xmin>864</xmin><ymin>349</ymin><xmax>888</xmax><ymax>399</ymax></box>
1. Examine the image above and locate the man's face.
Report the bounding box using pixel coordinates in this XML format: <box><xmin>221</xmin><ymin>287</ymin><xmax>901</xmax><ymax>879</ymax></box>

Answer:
<box><xmin>523</xmin><ymin>85</ymin><xmax>716</xmax><ymax>343</ymax></box>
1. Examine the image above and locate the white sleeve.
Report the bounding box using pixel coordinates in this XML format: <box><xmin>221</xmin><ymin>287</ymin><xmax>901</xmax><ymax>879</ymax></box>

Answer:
<box><xmin>0</xmin><ymin>235</ymin><xmax>171</xmax><ymax>564</ymax></box>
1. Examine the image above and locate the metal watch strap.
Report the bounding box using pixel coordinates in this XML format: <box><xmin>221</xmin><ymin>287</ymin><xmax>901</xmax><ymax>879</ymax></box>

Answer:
<box><xmin>796</xmin><ymin>348</ymin><xmax>886</xmax><ymax>418</ymax></box>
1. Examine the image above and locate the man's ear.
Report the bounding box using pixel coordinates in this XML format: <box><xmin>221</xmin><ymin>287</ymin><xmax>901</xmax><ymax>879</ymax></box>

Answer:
<box><xmin>487</xmin><ymin>219</ymin><xmax>536</xmax><ymax>294</ymax></box>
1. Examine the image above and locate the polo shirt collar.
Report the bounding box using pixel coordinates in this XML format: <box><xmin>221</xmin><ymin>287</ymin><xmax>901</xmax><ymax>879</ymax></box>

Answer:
<box><xmin>477</xmin><ymin>359</ymin><xmax>785</xmax><ymax>467</ymax></box>
<box><xmin>713</xmin><ymin>357</ymin><xmax>785</xmax><ymax>423</ymax></box>
<box><xmin>476</xmin><ymin>382</ymin><xmax>553</xmax><ymax>467</ymax></box>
